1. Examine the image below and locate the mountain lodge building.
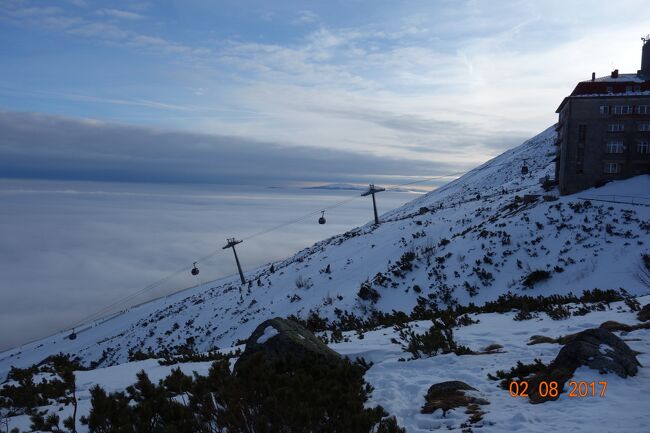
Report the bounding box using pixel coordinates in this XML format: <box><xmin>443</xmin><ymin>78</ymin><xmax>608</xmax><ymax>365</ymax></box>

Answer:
<box><xmin>555</xmin><ymin>37</ymin><xmax>650</xmax><ymax>195</ymax></box>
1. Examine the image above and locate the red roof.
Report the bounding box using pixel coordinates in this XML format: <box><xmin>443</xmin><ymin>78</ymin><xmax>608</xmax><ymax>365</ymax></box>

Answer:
<box><xmin>556</xmin><ymin>73</ymin><xmax>650</xmax><ymax>112</ymax></box>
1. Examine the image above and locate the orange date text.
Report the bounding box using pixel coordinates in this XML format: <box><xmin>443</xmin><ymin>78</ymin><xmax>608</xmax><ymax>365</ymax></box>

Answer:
<box><xmin>508</xmin><ymin>380</ymin><xmax>607</xmax><ymax>398</ymax></box>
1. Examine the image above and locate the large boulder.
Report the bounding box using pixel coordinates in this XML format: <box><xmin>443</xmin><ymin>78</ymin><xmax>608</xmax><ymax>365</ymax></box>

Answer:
<box><xmin>638</xmin><ymin>303</ymin><xmax>650</xmax><ymax>322</ymax></box>
<box><xmin>234</xmin><ymin>317</ymin><xmax>341</xmax><ymax>372</ymax></box>
<box><xmin>528</xmin><ymin>328</ymin><xmax>640</xmax><ymax>403</ymax></box>
<box><xmin>552</xmin><ymin>328</ymin><xmax>639</xmax><ymax>377</ymax></box>
<box><xmin>421</xmin><ymin>380</ymin><xmax>489</xmax><ymax>424</ymax></box>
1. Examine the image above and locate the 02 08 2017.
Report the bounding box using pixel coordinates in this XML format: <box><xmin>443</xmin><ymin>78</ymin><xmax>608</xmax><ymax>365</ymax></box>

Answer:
<box><xmin>509</xmin><ymin>380</ymin><xmax>607</xmax><ymax>398</ymax></box>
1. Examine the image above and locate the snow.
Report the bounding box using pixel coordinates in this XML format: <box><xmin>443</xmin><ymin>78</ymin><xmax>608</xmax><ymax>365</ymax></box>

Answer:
<box><xmin>5</xmin><ymin>359</ymin><xmax>214</xmax><ymax>433</ymax></box>
<box><xmin>573</xmin><ymin>91</ymin><xmax>650</xmax><ymax>98</ymax></box>
<box><xmin>592</xmin><ymin>73</ymin><xmax>645</xmax><ymax>83</ymax></box>
<box><xmin>357</xmin><ymin>296</ymin><xmax>650</xmax><ymax>433</ymax></box>
<box><xmin>256</xmin><ymin>325</ymin><xmax>279</xmax><ymax>344</ymax></box>
<box><xmin>598</xmin><ymin>344</ymin><xmax>611</xmax><ymax>355</ymax></box>
<box><xmin>5</xmin><ymin>296</ymin><xmax>649</xmax><ymax>433</ymax></box>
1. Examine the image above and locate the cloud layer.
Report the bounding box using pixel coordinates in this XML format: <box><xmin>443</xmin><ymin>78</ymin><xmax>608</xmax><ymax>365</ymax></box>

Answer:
<box><xmin>0</xmin><ymin>111</ymin><xmax>460</xmax><ymax>186</ymax></box>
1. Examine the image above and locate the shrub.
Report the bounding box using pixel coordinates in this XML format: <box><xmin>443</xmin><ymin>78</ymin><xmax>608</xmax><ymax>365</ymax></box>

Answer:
<box><xmin>295</xmin><ymin>275</ymin><xmax>312</xmax><ymax>289</ymax></box>
<box><xmin>488</xmin><ymin>358</ymin><xmax>547</xmax><ymax>389</ymax></box>
<box><xmin>0</xmin><ymin>354</ymin><xmax>81</xmax><ymax>416</ymax></box>
<box><xmin>541</xmin><ymin>175</ymin><xmax>555</xmax><ymax>192</ymax></box>
<box><xmin>358</xmin><ymin>282</ymin><xmax>381</xmax><ymax>303</ymax></box>
<box><xmin>522</xmin><ymin>270</ymin><xmax>551</xmax><ymax>288</ymax></box>
<box><xmin>399</xmin><ymin>321</ymin><xmax>472</xmax><ymax>359</ymax></box>
<box><xmin>83</xmin><ymin>354</ymin><xmax>406</xmax><ymax>433</ymax></box>
<box><xmin>546</xmin><ymin>304</ymin><xmax>571</xmax><ymax>320</ymax></box>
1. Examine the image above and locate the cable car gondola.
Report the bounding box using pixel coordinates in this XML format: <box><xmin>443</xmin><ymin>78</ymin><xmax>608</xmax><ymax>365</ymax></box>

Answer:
<box><xmin>191</xmin><ymin>262</ymin><xmax>200</xmax><ymax>276</ymax></box>
<box><xmin>521</xmin><ymin>160</ymin><xmax>529</xmax><ymax>175</ymax></box>
<box><xmin>318</xmin><ymin>211</ymin><xmax>326</xmax><ymax>225</ymax></box>
<box><xmin>68</xmin><ymin>329</ymin><xmax>77</xmax><ymax>340</ymax></box>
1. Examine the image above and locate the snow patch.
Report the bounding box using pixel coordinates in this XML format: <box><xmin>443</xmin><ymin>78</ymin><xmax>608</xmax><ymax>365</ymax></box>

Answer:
<box><xmin>598</xmin><ymin>343</ymin><xmax>614</xmax><ymax>357</ymax></box>
<box><xmin>257</xmin><ymin>326</ymin><xmax>279</xmax><ymax>344</ymax></box>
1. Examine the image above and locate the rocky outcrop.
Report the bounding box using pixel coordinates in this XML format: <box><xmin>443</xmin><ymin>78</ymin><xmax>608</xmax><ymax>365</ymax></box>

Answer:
<box><xmin>528</xmin><ymin>328</ymin><xmax>640</xmax><ymax>403</ymax></box>
<box><xmin>234</xmin><ymin>317</ymin><xmax>341</xmax><ymax>372</ymax></box>
<box><xmin>553</xmin><ymin>328</ymin><xmax>639</xmax><ymax>377</ymax></box>
<box><xmin>421</xmin><ymin>380</ymin><xmax>489</xmax><ymax>424</ymax></box>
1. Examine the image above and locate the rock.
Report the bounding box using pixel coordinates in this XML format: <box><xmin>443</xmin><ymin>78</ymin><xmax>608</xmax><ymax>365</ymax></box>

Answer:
<box><xmin>234</xmin><ymin>317</ymin><xmax>341</xmax><ymax>372</ymax></box>
<box><xmin>421</xmin><ymin>381</ymin><xmax>489</xmax><ymax>420</ymax></box>
<box><xmin>482</xmin><ymin>343</ymin><xmax>504</xmax><ymax>353</ymax></box>
<box><xmin>528</xmin><ymin>328</ymin><xmax>640</xmax><ymax>404</ymax></box>
<box><xmin>599</xmin><ymin>320</ymin><xmax>633</xmax><ymax>332</ymax></box>
<box><xmin>553</xmin><ymin>328</ymin><xmax>640</xmax><ymax>377</ymax></box>
<box><xmin>639</xmin><ymin>304</ymin><xmax>650</xmax><ymax>322</ymax></box>
<box><xmin>527</xmin><ymin>335</ymin><xmax>557</xmax><ymax>345</ymax></box>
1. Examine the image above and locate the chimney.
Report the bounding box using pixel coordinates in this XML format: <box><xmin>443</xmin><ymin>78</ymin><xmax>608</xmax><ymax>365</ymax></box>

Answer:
<box><xmin>591</xmin><ymin>72</ymin><xmax>595</xmax><ymax>81</ymax></box>
<box><xmin>611</xmin><ymin>69</ymin><xmax>619</xmax><ymax>79</ymax></box>
<box><xmin>642</xmin><ymin>35</ymin><xmax>650</xmax><ymax>77</ymax></box>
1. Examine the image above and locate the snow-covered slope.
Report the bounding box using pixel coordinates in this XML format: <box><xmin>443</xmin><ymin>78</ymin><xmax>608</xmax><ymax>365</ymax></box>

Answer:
<box><xmin>2</xmin><ymin>125</ymin><xmax>649</xmax><ymax>376</ymax></box>
<box><xmin>5</xmin><ymin>296</ymin><xmax>650</xmax><ymax>433</ymax></box>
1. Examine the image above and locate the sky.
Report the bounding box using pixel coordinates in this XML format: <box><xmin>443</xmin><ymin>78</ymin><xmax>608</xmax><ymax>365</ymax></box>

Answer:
<box><xmin>1</xmin><ymin>0</ymin><xmax>650</xmax><ymax>351</ymax></box>
<box><xmin>1</xmin><ymin>0</ymin><xmax>648</xmax><ymax>179</ymax></box>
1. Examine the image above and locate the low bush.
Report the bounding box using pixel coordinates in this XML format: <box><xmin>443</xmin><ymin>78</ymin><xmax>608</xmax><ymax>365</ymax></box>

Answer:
<box><xmin>487</xmin><ymin>358</ymin><xmax>548</xmax><ymax>389</ymax></box>
<box><xmin>399</xmin><ymin>321</ymin><xmax>472</xmax><ymax>359</ymax></box>
<box><xmin>358</xmin><ymin>282</ymin><xmax>381</xmax><ymax>303</ymax></box>
<box><xmin>82</xmin><ymin>354</ymin><xmax>405</xmax><ymax>433</ymax></box>
<box><xmin>522</xmin><ymin>270</ymin><xmax>551</xmax><ymax>288</ymax></box>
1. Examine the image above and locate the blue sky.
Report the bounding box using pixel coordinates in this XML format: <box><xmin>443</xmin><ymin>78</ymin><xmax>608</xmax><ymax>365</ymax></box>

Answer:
<box><xmin>2</xmin><ymin>0</ymin><xmax>649</xmax><ymax>186</ymax></box>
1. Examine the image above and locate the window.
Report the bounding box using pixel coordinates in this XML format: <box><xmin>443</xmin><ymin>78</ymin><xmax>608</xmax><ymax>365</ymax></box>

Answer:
<box><xmin>604</xmin><ymin>162</ymin><xmax>621</xmax><ymax>174</ymax></box>
<box><xmin>637</xmin><ymin>105</ymin><xmax>650</xmax><ymax>114</ymax></box>
<box><xmin>606</xmin><ymin>140</ymin><xmax>624</xmax><ymax>153</ymax></box>
<box><xmin>639</xmin><ymin>123</ymin><xmax>650</xmax><ymax>132</ymax></box>
<box><xmin>613</xmin><ymin>105</ymin><xmax>632</xmax><ymax>114</ymax></box>
<box><xmin>576</xmin><ymin>143</ymin><xmax>584</xmax><ymax>174</ymax></box>
<box><xmin>578</xmin><ymin>124</ymin><xmax>586</xmax><ymax>142</ymax></box>
<box><xmin>638</xmin><ymin>141</ymin><xmax>650</xmax><ymax>154</ymax></box>
<box><xmin>607</xmin><ymin>123</ymin><xmax>625</xmax><ymax>132</ymax></box>
<box><xmin>599</xmin><ymin>105</ymin><xmax>610</xmax><ymax>115</ymax></box>
<box><xmin>635</xmin><ymin>85</ymin><xmax>642</xmax><ymax>92</ymax></box>
<box><xmin>606</xmin><ymin>86</ymin><xmax>613</xmax><ymax>93</ymax></box>
<box><xmin>626</xmin><ymin>86</ymin><xmax>634</xmax><ymax>92</ymax></box>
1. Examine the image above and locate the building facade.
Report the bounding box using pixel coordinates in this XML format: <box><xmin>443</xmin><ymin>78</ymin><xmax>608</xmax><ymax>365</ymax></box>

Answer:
<box><xmin>555</xmin><ymin>38</ymin><xmax>650</xmax><ymax>195</ymax></box>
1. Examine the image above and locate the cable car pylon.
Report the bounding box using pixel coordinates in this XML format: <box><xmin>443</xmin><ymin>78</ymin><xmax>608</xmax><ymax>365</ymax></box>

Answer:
<box><xmin>223</xmin><ymin>238</ymin><xmax>246</xmax><ymax>285</ymax></box>
<box><xmin>361</xmin><ymin>184</ymin><xmax>386</xmax><ymax>225</ymax></box>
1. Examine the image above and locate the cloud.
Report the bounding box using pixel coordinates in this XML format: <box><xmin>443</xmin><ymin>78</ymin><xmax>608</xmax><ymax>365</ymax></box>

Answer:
<box><xmin>0</xmin><ymin>176</ymin><xmax>420</xmax><ymax>352</ymax></box>
<box><xmin>95</xmin><ymin>8</ymin><xmax>144</xmax><ymax>21</ymax></box>
<box><xmin>293</xmin><ymin>10</ymin><xmax>318</xmax><ymax>25</ymax></box>
<box><xmin>1</xmin><ymin>3</ymin><xmax>200</xmax><ymax>57</ymax></box>
<box><xmin>5</xmin><ymin>0</ymin><xmax>649</xmax><ymax>192</ymax></box>
<box><xmin>0</xmin><ymin>111</ymin><xmax>457</xmax><ymax>186</ymax></box>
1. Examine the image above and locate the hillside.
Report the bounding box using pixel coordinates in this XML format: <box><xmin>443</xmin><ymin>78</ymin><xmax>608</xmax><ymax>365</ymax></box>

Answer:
<box><xmin>1</xmin><ymin>124</ymin><xmax>649</xmax><ymax>377</ymax></box>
